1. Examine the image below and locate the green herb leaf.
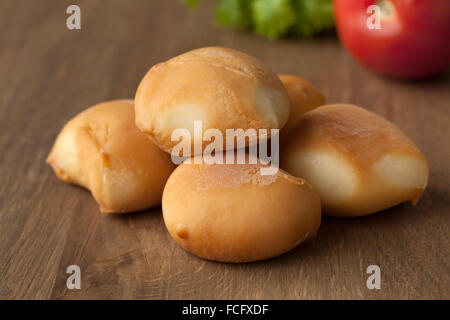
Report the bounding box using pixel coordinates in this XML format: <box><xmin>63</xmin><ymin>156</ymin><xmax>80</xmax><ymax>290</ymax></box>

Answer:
<box><xmin>180</xmin><ymin>0</ymin><xmax>335</xmax><ymax>39</ymax></box>
<box><xmin>180</xmin><ymin>0</ymin><xmax>202</xmax><ymax>9</ymax></box>
<box><xmin>251</xmin><ymin>0</ymin><xmax>296</xmax><ymax>39</ymax></box>
<box><xmin>292</xmin><ymin>0</ymin><xmax>335</xmax><ymax>37</ymax></box>
<box><xmin>214</xmin><ymin>0</ymin><xmax>253</xmax><ymax>29</ymax></box>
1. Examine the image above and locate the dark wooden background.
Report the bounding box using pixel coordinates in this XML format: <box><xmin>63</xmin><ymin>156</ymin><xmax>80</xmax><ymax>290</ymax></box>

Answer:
<box><xmin>0</xmin><ymin>0</ymin><xmax>448</xmax><ymax>300</ymax></box>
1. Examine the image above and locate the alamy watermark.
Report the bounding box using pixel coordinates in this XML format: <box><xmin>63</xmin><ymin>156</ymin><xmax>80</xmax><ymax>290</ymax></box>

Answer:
<box><xmin>66</xmin><ymin>265</ymin><xmax>81</xmax><ymax>290</ymax></box>
<box><xmin>366</xmin><ymin>5</ymin><xmax>381</xmax><ymax>30</ymax></box>
<box><xmin>170</xmin><ymin>121</ymin><xmax>280</xmax><ymax>176</ymax></box>
<box><xmin>66</xmin><ymin>5</ymin><xmax>81</xmax><ymax>30</ymax></box>
<box><xmin>366</xmin><ymin>265</ymin><xmax>381</xmax><ymax>290</ymax></box>
<box><xmin>366</xmin><ymin>1</ymin><xmax>396</xmax><ymax>30</ymax></box>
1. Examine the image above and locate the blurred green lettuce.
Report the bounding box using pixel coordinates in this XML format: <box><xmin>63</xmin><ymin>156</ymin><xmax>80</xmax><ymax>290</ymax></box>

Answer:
<box><xmin>181</xmin><ymin>0</ymin><xmax>335</xmax><ymax>39</ymax></box>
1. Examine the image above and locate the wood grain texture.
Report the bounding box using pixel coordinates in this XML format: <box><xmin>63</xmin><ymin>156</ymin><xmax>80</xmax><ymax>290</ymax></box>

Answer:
<box><xmin>0</xmin><ymin>0</ymin><xmax>449</xmax><ymax>300</ymax></box>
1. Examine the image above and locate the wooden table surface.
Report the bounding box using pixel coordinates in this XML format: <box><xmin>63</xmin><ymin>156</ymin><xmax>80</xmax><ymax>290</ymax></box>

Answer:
<box><xmin>0</xmin><ymin>0</ymin><xmax>448</xmax><ymax>300</ymax></box>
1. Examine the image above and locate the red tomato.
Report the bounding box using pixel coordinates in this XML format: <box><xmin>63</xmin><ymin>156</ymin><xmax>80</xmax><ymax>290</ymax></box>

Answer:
<box><xmin>333</xmin><ymin>0</ymin><xmax>450</xmax><ymax>78</ymax></box>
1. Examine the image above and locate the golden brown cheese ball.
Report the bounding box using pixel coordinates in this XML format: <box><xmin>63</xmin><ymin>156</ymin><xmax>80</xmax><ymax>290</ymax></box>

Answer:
<box><xmin>135</xmin><ymin>47</ymin><xmax>290</xmax><ymax>154</ymax></box>
<box><xmin>278</xmin><ymin>74</ymin><xmax>325</xmax><ymax>140</ymax></box>
<box><xmin>162</xmin><ymin>158</ymin><xmax>321</xmax><ymax>263</ymax></box>
<box><xmin>281</xmin><ymin>104</ymin><xmax>429</xmax><ymax>217</ymax></box>
<box><xmin>46</xmin><ymin>100</ymin><xmax>176</xmax><ymax>213</ymax></box>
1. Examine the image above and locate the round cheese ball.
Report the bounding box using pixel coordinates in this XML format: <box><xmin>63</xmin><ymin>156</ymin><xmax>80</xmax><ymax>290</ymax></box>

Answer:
<box><xmin>278</xmin><ymin>74</ymin><xmax>325</xmax><ymax>141</ymax></box>
<box><xmin>135</xmin><ymin>47</ymin><xmax>290</xmax><ymax>155</ymax></box>
<box><xmin>162</xmin><ymin>158</ymin><xmax>321</xmax><ymax>263</ymax></box>
<box><xmin>281</xmin><ymin>104</ymin><xmax>429</xmax><ymax>217</ymax></box>
<box><xmin>46</xmin><ymin>100</ymin><xmax>176</xmax><ymax>213</ymax></box>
